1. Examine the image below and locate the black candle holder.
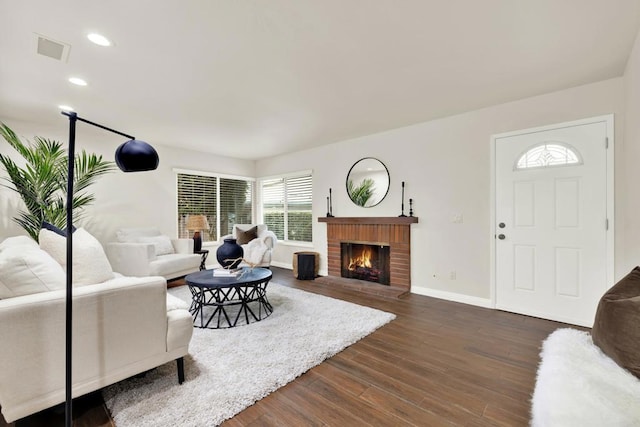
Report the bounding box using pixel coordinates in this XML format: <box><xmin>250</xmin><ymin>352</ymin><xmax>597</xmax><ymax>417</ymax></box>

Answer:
<box><xmin>409</xmin><ymin>198</ymin><xmax>414</xmax><ymax>217</ymax></box>
<box><xmin>398</xmin><ymin>181</ymin><xmax>407</xmax><ymax>217</ymax></box>
<box><xmin>326</xmin><ymin>188</ymin><xmax>334</xmax><ymax>217</ymax></box>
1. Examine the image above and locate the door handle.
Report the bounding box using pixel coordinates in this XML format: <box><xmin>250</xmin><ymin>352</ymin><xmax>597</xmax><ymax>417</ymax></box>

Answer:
<box><xmin>498</xmin><ymin>234</ymin><xmax>506</xmax><ymax>240</ymax></box>
<box><xmin>498</xmin><ymin>222</ymin><xmax>506</xmax><ymax>228</ymax></box>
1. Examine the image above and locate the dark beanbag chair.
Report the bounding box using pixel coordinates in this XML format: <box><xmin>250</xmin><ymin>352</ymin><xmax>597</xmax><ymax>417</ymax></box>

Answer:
<box><xmin>592</xmin><ymin>266</ymin><xmax>640</xmax><ymax>378</ymax></box>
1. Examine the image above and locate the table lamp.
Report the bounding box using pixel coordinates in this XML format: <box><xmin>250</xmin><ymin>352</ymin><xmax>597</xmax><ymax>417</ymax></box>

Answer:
<box><xmin>186</xmin><ymin>214</ymin><xmax>209</xmax><ymax>251</ymax></box>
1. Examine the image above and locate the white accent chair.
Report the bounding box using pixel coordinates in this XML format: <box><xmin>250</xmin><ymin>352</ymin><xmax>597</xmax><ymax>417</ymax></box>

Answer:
<box><xmin>105</xmin><ymin>227</ymin><xmax>201</xmax><ymax>280</ymax></box>
<box><xmin>219</xmin><ymin>224</ymin><xmax>277</xmax><ymax>268</ymax></box>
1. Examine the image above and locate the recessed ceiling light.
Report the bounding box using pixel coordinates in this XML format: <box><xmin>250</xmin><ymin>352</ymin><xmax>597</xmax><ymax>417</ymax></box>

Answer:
<box><xmin>87</xmin><ymin>33</ymin><xmax>112</xmax><ymax>47</ymax></box>
<box><xmin>58</xmin><ymin>105</ymin><xmax>74</xmax><ymax>112</ymax></box>
<box><xmin>68</xmin><ymin>77</ymin><xmax>87</xmax><ymax>86</ymax></box>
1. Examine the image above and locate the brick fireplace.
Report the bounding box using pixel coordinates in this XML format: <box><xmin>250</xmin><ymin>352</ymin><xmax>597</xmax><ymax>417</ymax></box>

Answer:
<box><xmin>318</xmin><ymin>216</ymin><xmax>418</xmax><ymax>297</ymax></box>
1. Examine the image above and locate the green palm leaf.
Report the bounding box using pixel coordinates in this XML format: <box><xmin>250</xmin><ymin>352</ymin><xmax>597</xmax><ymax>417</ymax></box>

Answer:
<box><xmin>347</xmin><ymin>178</ymin><xmax>375</xmax><ymax>207</ymax></box>
<box><xmin>0</xmin><ymin>123</ymin><xmax>115</xmax><ymax>240</ymax></box>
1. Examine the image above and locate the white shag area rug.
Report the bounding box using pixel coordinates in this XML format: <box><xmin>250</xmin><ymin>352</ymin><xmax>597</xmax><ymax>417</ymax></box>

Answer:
<box><xmin>531</xmin><ymin>328</ymin><xmax>640</xmax><ymax>427</ymax></box>
<box><xmin>102</xmin><ymin>283</ymin><xmax>395</xmax><ymax>426</ymax></box>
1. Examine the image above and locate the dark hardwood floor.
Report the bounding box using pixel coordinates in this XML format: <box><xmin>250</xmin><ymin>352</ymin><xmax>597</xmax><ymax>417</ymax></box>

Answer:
<box><xmin>2</xmin><ymin>267</ymin><xmax>578</xmax><ymax>426</ymax></box>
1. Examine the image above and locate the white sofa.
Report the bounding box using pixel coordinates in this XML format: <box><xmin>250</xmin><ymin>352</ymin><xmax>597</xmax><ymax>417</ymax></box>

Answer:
<box><xmin>105</xmin><ymin>227</ymin><xmax>202</xmax><ymax>280</ymax></box>
<box><xmin>0</xmin><ymin>234</ymin><xmax>194</xmax><ymax>423</ymax></box>
<box><xmin>220</xmin><ymin>224</ymin><xmax>277</xmax><ymax>268</ymax></box>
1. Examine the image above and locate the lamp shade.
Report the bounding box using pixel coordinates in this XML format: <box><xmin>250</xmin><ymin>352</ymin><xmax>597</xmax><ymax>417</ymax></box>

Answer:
<box><xmin>186</xmin><ymin>214</ymin><xmax>210</xmax><ymax>231</ymax></box>
<box><xmin>115</xmin><ymin>139</ymin><xmax>159</xmax><ymax>172</ymax></box>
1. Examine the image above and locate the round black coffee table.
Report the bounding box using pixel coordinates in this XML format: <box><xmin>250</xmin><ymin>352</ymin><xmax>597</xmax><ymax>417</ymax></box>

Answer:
<box><xmin>185</xmin><ymin>268</ymin><xmax>273</xmax><ymax>329</ymax></box>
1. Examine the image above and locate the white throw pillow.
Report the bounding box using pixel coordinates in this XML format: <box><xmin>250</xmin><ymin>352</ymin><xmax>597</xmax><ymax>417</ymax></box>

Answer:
<box><xmin>0</xmin><ymin>235</ymin><xmax>38</xmax><ymax>252</ymax></box>
<box><xmin>136</xmin><ymin>235</ymin><xmax>175</xmax><ymax>256</ymax></box>
<box><xmin>0</xmin><ymin>245</ymin><xmax>65</xmax><ymax>299</ymax></box>
<box><xmin>39</xmin><ymin>227</ymin><xmax>115</xmax><ymax>286</ymax></box>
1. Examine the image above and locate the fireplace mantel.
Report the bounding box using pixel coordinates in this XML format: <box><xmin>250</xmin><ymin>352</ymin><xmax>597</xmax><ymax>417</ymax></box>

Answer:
<box><xmin>318</xmin><ymin>216</ymin><xmax>418</xmax><ymax>297</ymax></box>
<box><xmin>318</xmin><ymin>216</ymin><xmax>418</xmax><ymax>225</ymax></box>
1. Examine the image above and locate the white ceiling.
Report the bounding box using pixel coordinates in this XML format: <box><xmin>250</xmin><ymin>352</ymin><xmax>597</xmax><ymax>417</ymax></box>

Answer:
<box><xmin>1</xmin><ymin>1</ymin><xmax>639</xmax><ymax>160</ymax></box>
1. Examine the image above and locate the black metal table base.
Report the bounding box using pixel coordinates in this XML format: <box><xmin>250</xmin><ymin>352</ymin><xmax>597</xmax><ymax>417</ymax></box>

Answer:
<box><xmin>188</xmin><ymin>281</ymin><xmax>273</xmax><ymax>329</ymax></box>
<box><xmin>194</xmin><ymin>249</ymin><xmax>209</xmax><ymax>271</ymax></box>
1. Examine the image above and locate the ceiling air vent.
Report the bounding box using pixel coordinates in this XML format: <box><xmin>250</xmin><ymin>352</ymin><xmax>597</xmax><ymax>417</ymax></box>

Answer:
<box><xmin>35</xmin><ymin>33</ymin><xmax>70</xmax><ymax>62</ymax></box>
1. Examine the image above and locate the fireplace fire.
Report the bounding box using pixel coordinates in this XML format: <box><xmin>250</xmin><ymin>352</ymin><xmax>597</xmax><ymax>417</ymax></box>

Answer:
<box><xmin>340</xmin><ymin>242</ymin><xmax>390</xmax><ymax>285</ymax></box>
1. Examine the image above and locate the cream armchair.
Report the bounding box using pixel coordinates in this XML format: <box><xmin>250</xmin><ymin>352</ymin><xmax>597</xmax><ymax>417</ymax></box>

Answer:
<box><xmin>105</xmin><ymin>227</ymin><xmax>201</xmax><ymax>280</ymax></box>
<box><xmin>220</xmin><ymin>224</ymin><xmax>277</xmax><ymax>268</ymax></box>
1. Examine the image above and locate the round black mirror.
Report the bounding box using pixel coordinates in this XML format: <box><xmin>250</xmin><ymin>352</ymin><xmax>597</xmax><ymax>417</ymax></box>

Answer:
<box><xmin>346</xmin><ymin>157</ymin><xmax>390</xmax><ymax>207</ymax></box>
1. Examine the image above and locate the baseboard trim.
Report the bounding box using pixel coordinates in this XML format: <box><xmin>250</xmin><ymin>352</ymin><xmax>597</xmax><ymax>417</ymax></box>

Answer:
<box><xmin>411</xmin><ymin>286</ymin><xmax>493</xmax><ymax>309</ymax></box>
<box><xmin>271</xmin><ymin>265</ymin><xmax>492</xmax><ymax>308</ymax></box>
<box><xmin>270</xmin><ymin>261</ymin><xmax>291</xmax><ymax>269</ymax></box>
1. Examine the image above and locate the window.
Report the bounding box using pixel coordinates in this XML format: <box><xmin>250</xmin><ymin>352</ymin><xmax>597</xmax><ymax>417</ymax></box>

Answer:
<box><xmin>515</xmin><ymin>142</ymin><xmax>582</xmax><ymax>170</ymax></box>
<box><xmin>260</xmin><ymin>172</ymin><xmax>312</xmax><ymax>243</ymax></box>
<box><xmin>177</xmin><ymin>171</ymin><xmax>254</xmax><ymax>243</ymax></box>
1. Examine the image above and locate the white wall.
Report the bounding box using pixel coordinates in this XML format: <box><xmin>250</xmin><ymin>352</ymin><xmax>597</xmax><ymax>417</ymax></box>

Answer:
<box><xmin>257</xmin><ymin>77</ymin><xmax>626</xmax><ymax>303</ymax></box>
<box><xmin>622</xmin><ymin>28</ymin><xmax>640</xmax><ymax>274</ymax></box>
<box><xmin>0</xmin><ymin>117</ymin><xmax>255</xmax><ymax>244</ymax></box>
<box><xmin>1</xmin><ymin>65</ymin><xmax>634</xmax><ymax>305</ymax></box>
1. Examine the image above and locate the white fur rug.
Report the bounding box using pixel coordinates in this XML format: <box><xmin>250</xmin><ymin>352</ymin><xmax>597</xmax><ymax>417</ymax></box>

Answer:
<box><xmin>102</xmin><ymin>283</ymin><xmax>395</xmax><ymax>426</ymax></box>
<box><xmin>531</xmin><ymin>328</ymin><xmax>640</xmax><ymax>426</ymax></box>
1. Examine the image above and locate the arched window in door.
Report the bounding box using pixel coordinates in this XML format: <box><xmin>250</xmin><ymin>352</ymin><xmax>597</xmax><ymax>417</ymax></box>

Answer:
<box><xmin>515</xmin><ymin>142</ymin><xmax>582</xmax><ymax>170</ymax></box>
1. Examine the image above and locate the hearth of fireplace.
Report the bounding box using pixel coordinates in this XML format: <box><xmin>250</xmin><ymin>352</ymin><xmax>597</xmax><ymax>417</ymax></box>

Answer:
<box><xmin>340</xmin><ymin>242</ymin><xmax>390</xmax><ymax>285</ymax></box>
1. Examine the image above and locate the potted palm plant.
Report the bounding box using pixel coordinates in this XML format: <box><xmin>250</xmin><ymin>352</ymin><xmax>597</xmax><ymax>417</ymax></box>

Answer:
<box><xmin>0</xmin><ymin>123</ymin><xmax>114</xmax><ymax>241</ymax></box>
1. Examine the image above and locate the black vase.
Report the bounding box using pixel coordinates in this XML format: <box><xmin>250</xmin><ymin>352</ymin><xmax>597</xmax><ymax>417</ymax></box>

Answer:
<box><xmin>216</xmin><ymin>238</ymin><xmax>244</xmax><ymax>269</ymax></box>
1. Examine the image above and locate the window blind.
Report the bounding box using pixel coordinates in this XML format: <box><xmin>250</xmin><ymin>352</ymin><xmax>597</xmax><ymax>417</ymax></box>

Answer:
<box><xmin>219</xmin><ymin>178</ymin><xmax>253</xmax><ymax>236</ymax></box>
<box><xmin>260</xmin><ymin>173</ymin><xmax>312</xmax><ymax>243</ymax></box>
<box><xmin>177</xmin><ymin>174</ymin><xmax>217</xmax><ymax>240</ymax></box>
<box><xmin>177</xmin><ymin>173</ymin><xmax>254</xmax><ymax>242</ymax></box>
<box><xmin>286</xmin><ymin>175</ymin><xmax>312</xmax><ymax>242</ymax></box>
<box><xmin>262</xmin><ymin>178</ymin><xmax>285</xmax><ymax>240</ymax></box>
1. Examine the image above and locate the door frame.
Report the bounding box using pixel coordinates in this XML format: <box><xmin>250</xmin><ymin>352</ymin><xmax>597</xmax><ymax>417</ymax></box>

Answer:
<box><xmin>489</xmin><ymin>114</ymin><xmax>615</xmax><ymax>316</ymax></box>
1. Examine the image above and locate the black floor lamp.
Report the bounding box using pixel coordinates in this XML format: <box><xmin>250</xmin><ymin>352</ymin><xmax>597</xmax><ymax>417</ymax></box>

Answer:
<box><xmin>61</xmin><ymin>111</ymin><xmax>159</xmax><ymax>427</ymax></box>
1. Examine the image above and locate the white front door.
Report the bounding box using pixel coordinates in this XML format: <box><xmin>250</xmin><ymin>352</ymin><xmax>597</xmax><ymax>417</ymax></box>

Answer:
<box><xmin>494</xmin><ymin>117</ymin><xmax>613</xmax><ymax>327</ymax></box>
